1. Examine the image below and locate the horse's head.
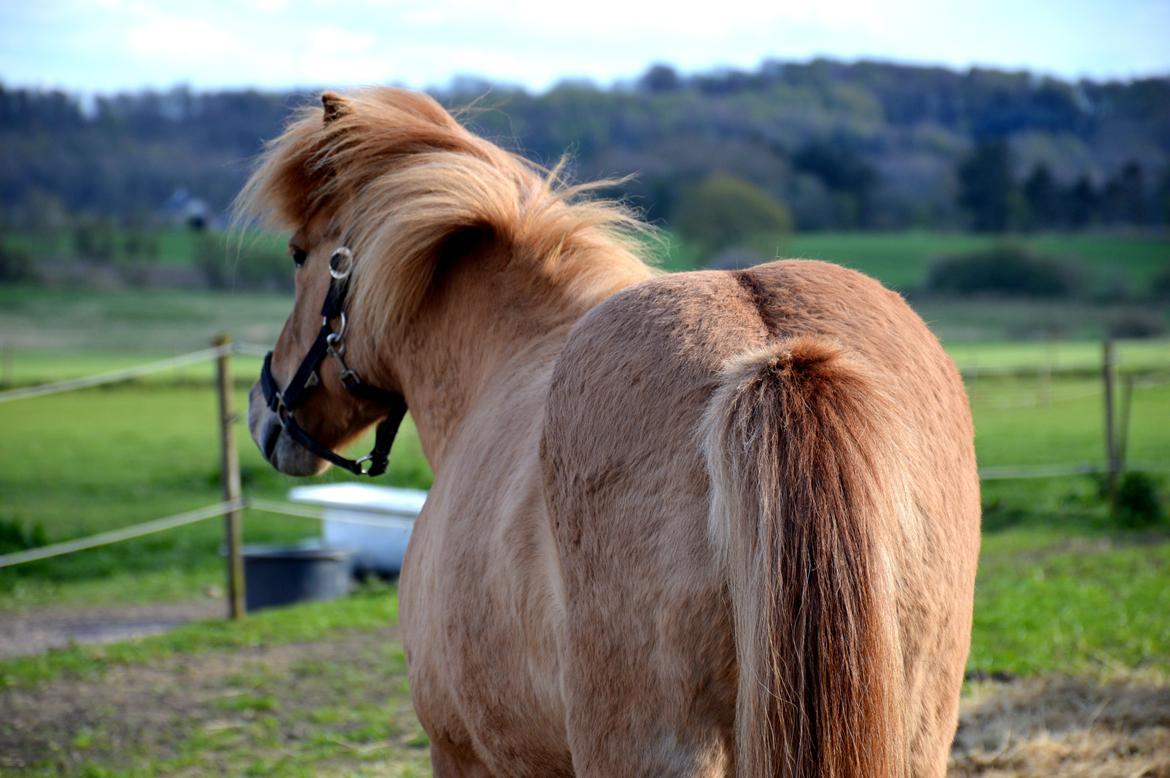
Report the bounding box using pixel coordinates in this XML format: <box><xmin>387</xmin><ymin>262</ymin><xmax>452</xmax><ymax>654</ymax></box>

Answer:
<box><xmin>247</xmin><ymin>213</ymin><xmax>404</xmax><ymax>477</ymax></box>
<box><xmin>238</xmin><ymin>88</ymin><xmax>652</xmax><ymax>477</ymax></box>
<box><xmin>240</xmin><ymin>90</ymin><xmax>429</xmax><ymax>477</ymax></box>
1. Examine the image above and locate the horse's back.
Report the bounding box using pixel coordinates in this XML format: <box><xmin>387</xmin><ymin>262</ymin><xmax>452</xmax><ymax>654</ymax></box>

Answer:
<box><xmin>542</xmin><ymin>259</ymin><xmax>979</xmax><ymax>776</ymax></box>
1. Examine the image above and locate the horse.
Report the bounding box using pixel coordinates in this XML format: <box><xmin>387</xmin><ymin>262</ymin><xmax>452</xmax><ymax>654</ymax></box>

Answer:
<box><xmin>240</xmin><ymin>88</ymin><xmax>981</xmax><ymax>777</ymax></box>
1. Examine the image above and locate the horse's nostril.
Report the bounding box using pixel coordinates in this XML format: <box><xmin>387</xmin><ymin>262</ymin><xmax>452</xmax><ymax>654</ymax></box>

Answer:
<box><xmin>260</xmin><ymin>419</ymin><xmax>280</xmax><ymax>460</ymax></box>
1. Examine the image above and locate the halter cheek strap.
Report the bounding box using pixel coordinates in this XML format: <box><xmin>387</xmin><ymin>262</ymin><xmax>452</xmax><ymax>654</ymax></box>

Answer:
<box><xmin>260</xmin><ymin>247</ymin><xmax>407</xmax><ymax>477</ymax></box>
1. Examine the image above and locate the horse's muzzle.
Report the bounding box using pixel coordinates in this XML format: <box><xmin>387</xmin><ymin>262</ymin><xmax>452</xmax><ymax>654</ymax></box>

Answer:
<box><xmin>247</xmin><ymin>382</ymin><xmax>329</xmax><ymax>477</ymax></box>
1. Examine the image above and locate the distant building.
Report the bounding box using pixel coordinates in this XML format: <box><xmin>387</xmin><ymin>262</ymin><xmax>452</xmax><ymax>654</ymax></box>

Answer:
<box><xmin>159</xmin><ymin>188</ymin><xmax>212</xmax><ymax>231</ymax></box>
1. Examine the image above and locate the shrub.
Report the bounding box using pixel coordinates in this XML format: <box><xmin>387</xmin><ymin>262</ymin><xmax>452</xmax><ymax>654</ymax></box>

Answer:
<box><xmin>235</xmin><ymin>242</ymin><xmax>294</xmax><ymax>291</ymax></box>
<box><xmin>705</xmin><ymin>247</ymin><xmax>771</xmax><ymax>271</ymax></box>
<box><xmin>0</xmin><ymin>517</ymin><xmax>48</xmax><ymax>554</ymax></box>
<box><xmin>0</xmin><ymin>243</ymin><xmax>35</xmax><ymax>283</ymax></box>
<box><xmin>73</xmin><ymin>221</ymin><xmax>117</xmax><ymax>263</ymax></box>
<box><xmin>1152</xmin><ymin>264</ymin><xmax>1170</xmax><ymax>301</ymax></box>
<box><xmin>672</xmin><ymin>174</ymin><xmax>794</xmax><ymax>254</ymax></box>
<box><xmin>1107</xmin><ymin>311</ymin><xmax>1168</xmax><ymax>339</ymax></box>
<box><xmin>196</xmin><ymin>233</ymin><xmax>292</xmax><ymax>291</ymax></box>
<box><xmin>194</xmin><ymin>233</ymin><xmax>228</xmax><ymax>288</ymax></box>
<box><xmin>123</xmin><ymin>229</ymin><xmax>160</xmax><ymax>262</ymax></box>
<box><xmin>924</xmin><ymin>246</ymin><xmax>1082</xmax><ymax>298</ymax></box>
<box><xmin>1112</xmin><ymin>472</ymin><xmax>1165</xmax><ymax>529</ymax></box>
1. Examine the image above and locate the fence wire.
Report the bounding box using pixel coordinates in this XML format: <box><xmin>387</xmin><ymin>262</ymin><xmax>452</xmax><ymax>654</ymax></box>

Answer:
<box><xmin>233</xmin><ymin>342</ymin><xmax>272</xmax><ymax>358</ymax></box>
<box><xmin>247</xmin><ymin>498</ymin><xmax>419</xmax><ymax>528</ymax></box>
<box><xmin>0</xmin><ymin>342</ymin><xmax>276</xmax><ymax>404</ymax></box>
<box><xmin>0</xmin><ymin>345</ymin><xmax>232</xmax><ymax>403</ymax></box>
<box><xmin>0</xmin><ymin>500</ymin><xmax>244</xmax><ymax>569</ymax></box>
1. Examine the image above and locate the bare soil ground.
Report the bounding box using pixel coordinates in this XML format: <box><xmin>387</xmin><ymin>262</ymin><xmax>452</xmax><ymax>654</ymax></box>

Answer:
<box><xmin>1</xmin><ymin>606</ymin><xmax>1167</xmax><ymax>776</ymax></box>
<box><xmin>0</xmin><ymin>600</ymin><xmax>223</xmax><ymax>659</ymax></box>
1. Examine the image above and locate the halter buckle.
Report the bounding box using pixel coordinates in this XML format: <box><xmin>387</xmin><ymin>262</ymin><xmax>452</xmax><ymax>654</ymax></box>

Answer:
<box><xmin>339</xmin><ymin>368</ymin><xmax>361</xmax><ymax>391</ymax></box>
<box><xmin>326</xmin><ymin>332</ymin><xmax>345</xmax><ymax>357</ymax></box>
<box><xmin>353</xmin><ymin>451</ymin><xmax>389</xmax><ymax>477</ymax></box>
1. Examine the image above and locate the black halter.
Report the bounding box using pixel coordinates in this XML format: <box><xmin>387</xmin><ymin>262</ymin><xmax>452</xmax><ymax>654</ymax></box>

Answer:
<box><xmin>260</xmin><ymin>247</ymin><xmax>407</xmax><ymax>477</ymax></box>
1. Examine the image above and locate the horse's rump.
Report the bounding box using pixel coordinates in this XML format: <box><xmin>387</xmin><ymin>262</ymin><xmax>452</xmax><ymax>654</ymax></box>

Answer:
<box><xmin>541</xmin><ymin>264</ymin><xmax>975</xmax><ymax>776</ymax></box>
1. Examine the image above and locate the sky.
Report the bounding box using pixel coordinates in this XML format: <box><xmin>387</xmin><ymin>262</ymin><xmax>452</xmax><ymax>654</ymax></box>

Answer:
<box><xmin>1</xmin><ymin>0</ymin><xmax>1168</xmax><ymax>94</ymax></box>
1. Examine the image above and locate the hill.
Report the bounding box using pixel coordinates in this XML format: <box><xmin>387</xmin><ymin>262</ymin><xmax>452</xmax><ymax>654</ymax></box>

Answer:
<box><xmin>2</xmin><ymin>58</ymin><xmax>1169</xmax><ymax>233</ymax></box>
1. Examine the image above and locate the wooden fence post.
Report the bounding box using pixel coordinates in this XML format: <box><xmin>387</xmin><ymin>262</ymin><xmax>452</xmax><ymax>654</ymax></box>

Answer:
<box><xmin>213</xmin><ymin>333</ymin><xmax>246</xmax><ymax>620</ymax></box>
<box><xmin>1102</xmin><ymin>339</ymin><xmax>1119</xmax><ymax>509</ymax></box>
<box><xmin>1117</xmin><ymin>374</ymin><xmax>1136</xmax><ymax>475</ymax></box>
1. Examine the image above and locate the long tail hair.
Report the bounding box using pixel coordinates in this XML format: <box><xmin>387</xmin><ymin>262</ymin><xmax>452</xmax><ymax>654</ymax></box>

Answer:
<box><xmin>702</xmin><ymin>336</ymin><xmax>907</xmax><ymax>777</ymax></box>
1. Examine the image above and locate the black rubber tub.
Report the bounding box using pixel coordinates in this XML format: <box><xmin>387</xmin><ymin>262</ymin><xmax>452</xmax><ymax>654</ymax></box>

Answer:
<box><xmin>241</xmin><ymin>544</ymin><xmax>354</xmax><ymax>612</ymax></box>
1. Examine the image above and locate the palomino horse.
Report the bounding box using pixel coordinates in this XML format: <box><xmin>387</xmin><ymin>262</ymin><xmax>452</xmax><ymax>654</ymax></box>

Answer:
<box><xmin>242</xmin><ymin>88</ymin><xmax>980</xmax><ymax>777</ymax></box>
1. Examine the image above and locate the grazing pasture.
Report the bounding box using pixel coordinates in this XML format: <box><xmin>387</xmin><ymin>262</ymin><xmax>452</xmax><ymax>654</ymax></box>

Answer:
<box><xmin>786</xmin><ymin>231</ymin><xmax>1169</xmax><ymax>291</ymax></box>
<box><xmin>626</xmin><ymin>229</ymin><xmax>1168</xmax><ymax>293</ymax></box>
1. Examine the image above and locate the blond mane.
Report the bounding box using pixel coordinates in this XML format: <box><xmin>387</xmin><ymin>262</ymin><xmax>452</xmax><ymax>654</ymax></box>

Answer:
<box><xmin>235</xmin><ymin>87</ymin><xmax>656</xmax><ymax>331</ymax></box>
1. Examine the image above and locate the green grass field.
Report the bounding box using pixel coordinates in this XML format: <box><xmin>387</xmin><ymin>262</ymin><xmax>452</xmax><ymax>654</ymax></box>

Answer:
<box><xmin>785</xmin><ymin>231</ymin><xmax>1169</xmax><ymax>291</ymax></box>
<box><xmin>8</xmin><ymin>225</ymin><xmax>1167</xmax><ymax>291</ymax></box>
<box><xmin>1</xmin><ymin>237</ymin><xmax>1168</xmax><ymax>775</ymax></box>
<box><xmin>644</xmin><ymin>229</ymin><xmax>1168</xmax><ymax>290</ymax></box>
<box><xmin>3</xmin><ymin>227</ymin><xmax>288</xmax><ymax>268</ymax></box>
<box><xmin>0</xmin><ymin>383</ymin><xmax>430</xmax><ymax>609</ymax></box>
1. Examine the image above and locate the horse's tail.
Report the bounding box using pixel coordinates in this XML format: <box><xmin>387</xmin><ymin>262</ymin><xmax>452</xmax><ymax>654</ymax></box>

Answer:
<box><xmin>701</xmin><ymin>336</ymin><xmax>906</xmax><ymax>778</ymax></box>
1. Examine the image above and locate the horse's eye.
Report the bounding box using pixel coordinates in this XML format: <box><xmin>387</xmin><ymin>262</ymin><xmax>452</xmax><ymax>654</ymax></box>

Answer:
<box><xmin>290</xmin><ymin>246</ymin><xmax>308</xmax><ymax>267</ymax></box>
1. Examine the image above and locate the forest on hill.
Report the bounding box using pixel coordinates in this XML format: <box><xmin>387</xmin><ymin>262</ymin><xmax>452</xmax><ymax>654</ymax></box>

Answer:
<box><xmin>2</xmin><ymin>58</ymin><xmax>1169</xmax><ymax>239</ymax></box>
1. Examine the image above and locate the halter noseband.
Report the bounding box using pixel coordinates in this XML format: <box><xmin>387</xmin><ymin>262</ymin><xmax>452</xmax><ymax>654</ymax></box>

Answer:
<box><xmin>260</xmin><ymin>246</ymin><xmax>407</xmax><ymax>477</ymax></box>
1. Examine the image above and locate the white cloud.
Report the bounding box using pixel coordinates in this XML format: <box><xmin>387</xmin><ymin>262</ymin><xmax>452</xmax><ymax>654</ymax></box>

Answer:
<box><xmin>1</xmin><ymin>0</ymin><xmax>1166</xmax><ymax>93</ymax></box>
<box><xmin>124</xmin><ymin>11</ymin><xmax>245</xmax><ymax>61</ymax></box>
<box><xmin>249</xmin><ymin>0</ymin><xmax>288</xmax><ymax>12</ymax></box>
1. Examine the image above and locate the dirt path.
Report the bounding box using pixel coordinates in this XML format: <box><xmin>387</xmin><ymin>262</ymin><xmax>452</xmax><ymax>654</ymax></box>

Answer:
<box><xmin>0</xmin><ymin>600</ymin><xmax>224</xmax><ymax>659</ymax></box>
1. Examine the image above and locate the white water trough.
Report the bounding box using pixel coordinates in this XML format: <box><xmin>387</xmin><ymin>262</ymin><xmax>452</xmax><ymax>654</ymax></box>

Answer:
<box><xmin>287</xmin><ymin>483</ymin><xmax>428</xmax><ymax>576</ymax></box>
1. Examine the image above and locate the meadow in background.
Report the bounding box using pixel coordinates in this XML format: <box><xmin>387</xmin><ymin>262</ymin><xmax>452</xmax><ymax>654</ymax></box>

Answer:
<box><xmin>1</xmin><ymin>57</ymin><xmax>1168</xmax><ymax>777</ymax></box>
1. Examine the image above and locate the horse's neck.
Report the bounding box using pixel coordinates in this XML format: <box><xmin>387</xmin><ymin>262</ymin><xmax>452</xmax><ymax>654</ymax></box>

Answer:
<box><xmin>391</xmin><ymin>250</ymin><xmax>624</xmax><ymax>470</ymax></box>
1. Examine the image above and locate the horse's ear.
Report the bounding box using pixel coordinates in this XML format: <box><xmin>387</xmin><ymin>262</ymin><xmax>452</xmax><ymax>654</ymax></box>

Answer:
<box><xmin>321</xmin><ymin>92</ymin><xmax>349</xmax><ymax>125</ymax></box>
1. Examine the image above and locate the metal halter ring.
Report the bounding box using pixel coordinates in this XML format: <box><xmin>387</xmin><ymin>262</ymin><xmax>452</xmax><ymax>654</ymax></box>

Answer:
<box><xmin>329</xmin><ymin>246</ymin><xmax>354</xmax><ymax>280</ymax></box>
<box><xmin>324</xmin><ymin>311</ymin><xmax>348</xmax><ymax>343</ymax></box>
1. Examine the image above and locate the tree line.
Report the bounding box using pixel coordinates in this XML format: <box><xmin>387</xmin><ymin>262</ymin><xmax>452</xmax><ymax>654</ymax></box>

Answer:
<box><xmin>959</xmin><ymin>142</ymin><xmax>1161</xmax><ymax>232</ymax></box>
<box><xmin>1</xmin><ymin>58</ymin><xmax>1168</xmax><ymax>237</ymax></box>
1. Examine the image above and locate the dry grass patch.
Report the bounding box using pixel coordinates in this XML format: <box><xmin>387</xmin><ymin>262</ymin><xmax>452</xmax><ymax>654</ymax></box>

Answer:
<box><xmin>951</xmin><ymin>675</ymin><xmax>1170</xmax><ymax>777</ymax></box>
